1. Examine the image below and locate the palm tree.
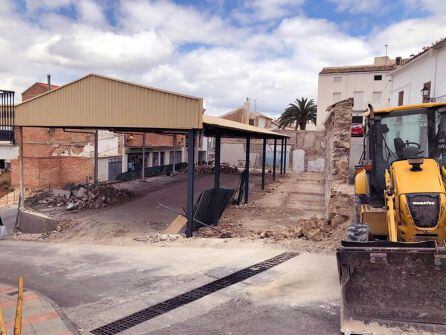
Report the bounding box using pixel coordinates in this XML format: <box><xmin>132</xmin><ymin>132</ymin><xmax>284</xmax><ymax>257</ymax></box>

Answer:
<box><xmin>278</xmin><ymin>97</ymin><xmax>317</xmax><ymax>130</ymax></box>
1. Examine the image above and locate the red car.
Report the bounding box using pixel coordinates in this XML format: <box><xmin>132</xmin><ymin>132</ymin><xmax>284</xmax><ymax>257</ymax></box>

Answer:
<box><xmin>351</xmin><ymin>123</ymin><xmax>364</xmax><ymax>137</ymax></box>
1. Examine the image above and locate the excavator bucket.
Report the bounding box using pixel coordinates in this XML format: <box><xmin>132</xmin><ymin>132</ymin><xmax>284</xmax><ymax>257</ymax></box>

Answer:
<box><xmin>337</xmin><ymin>240</ymin><xmax>446</xmax><ymax>335</ymax></box>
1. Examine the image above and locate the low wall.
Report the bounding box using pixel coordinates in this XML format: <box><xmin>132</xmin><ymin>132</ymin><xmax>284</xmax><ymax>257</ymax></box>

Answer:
<box><xmin>11</xmin><ymin>156</ymin><xmax>94</xmax><ymax>189</ymax></box>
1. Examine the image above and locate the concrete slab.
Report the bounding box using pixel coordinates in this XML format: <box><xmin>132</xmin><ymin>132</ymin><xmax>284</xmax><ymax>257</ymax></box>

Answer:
<box><xmin>0</xmin><ymin>240</ymin><xmax>340</xmax><ymax>335</ymax></box>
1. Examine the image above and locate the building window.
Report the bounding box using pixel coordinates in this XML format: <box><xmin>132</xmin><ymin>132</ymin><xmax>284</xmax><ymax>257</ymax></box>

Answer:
<box><xmin>372</xmin><ymin>91</ymin><xmax>382</xmax><ymax>104</ymax></box>
<box><xmin>332</xmin><ymin>92</ymin><xmax>341</xmax><ymax>103</ymax></box>
<box><xmin>398</xmin><ymin>91</ymin><xmax>404</xmax><ymax>106</ymax></box>
<box><xmin>374</xmin><ymin>75</ymin><xmax>382</xmax><ymax>81</ymax></box>
<box><xmin>152</xmin><ymin>152</ymin><xmax>159</xmax><ymax>166</ymax></box>
<box><xmin>353</xmin><ymin>91</ymin><xmax>365</xmax><ymax>110</ymax></box>
<box><xmin>333</xmin><ymin>76</ymin><xmax>341</xmax><ymax>83</ymax></box>
<box><xmin>160</xmin><ymin>152</ymin><xmax>165</xmax><ymax>165</ymax></box>
<box><xmin>422</xmin><ymin>81</ymin><xmax>431</xmax><ymax>103</ymax></box>
<box><xmin>249</xmin><ymin>119</ymin><xmax>255</xmax><ymax>126</ymax></box>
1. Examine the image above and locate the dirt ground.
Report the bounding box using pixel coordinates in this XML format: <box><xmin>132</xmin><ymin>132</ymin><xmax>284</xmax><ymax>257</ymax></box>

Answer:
<box><xmin>15</xmin><ymin>170</ymin><xmax>348</xmax><ymax>253</ymax></box>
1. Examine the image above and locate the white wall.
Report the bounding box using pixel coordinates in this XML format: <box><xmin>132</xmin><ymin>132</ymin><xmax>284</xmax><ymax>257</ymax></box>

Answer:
<box><xmin>317</xmin><ymin>71</ymin><xmax>391</xmax><ymax>127</ymax></box>
<box><xmin>98</xmin><ymin>130</ymin><xmax>120</xmax><ymax>157</ymax></box>
<box><xmin>390</xmin><ymin>48</ymin><xmax>446</xmax><ymax>105</ymax></box>
<box><xmin>0</xmin><ymin>143</ymin><xmax>18</xmax><ymax>161</ymax></box>
<box><xmin>97</xmin><ymin>157</ymin><xmax>109</xmax><ymax>181</ymax></box>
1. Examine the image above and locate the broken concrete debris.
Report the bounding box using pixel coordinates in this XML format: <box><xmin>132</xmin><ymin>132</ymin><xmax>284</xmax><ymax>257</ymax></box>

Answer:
<box><xmin>27</xmin><ymin>184</ymin><xmax>132</xmax><ymax>211</ymax></box>
<box><xmin>134</xmin><ymin>233</ymin><xmax>183</xmax><ymax>243</ymax></box>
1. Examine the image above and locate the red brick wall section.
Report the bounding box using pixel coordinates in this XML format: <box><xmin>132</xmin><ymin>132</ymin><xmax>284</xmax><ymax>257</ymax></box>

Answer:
<box><xmin>126</xmin><ymin>133</ymin><xmax>185</xmax><ymax>147</ymax></box>
<box><xmin>21</xmin><ymin>82</ymin><xmax>59</xmax><ymax>102</ymax></box>
<box><xmin>11</xmin><ymin>157</ymin><xmax>93</xmax><ymax>189</ymax></box>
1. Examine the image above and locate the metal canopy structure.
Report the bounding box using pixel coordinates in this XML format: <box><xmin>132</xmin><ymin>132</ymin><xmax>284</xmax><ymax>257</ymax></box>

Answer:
<box><xmin>203</xmin><ymin>115</ymin><xmax>286</xmax><ymax>139</ymax></box>
<box><xmin>9</xmin><ymin>73</ymin><xmax>289</xmax><ymax>238</ymax></box>
<box><xmin>15</xmin><ymin>74</ymin><xmax>203</xmax><ymax>131</ymax></box>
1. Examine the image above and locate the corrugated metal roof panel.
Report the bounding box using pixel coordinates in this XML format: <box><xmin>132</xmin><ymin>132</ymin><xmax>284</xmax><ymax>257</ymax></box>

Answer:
<box><xmin>203</xmin><ymin>115</ymin><xmax>287</xmax><ymax>138</ymax></box>
<box><xmin>15</xmin><ymin>74</ymin><xmax>203</xmax><ymax>130</ymax></box>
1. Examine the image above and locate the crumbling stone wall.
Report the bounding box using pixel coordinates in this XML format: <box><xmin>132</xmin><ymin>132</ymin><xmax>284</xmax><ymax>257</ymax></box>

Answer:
<box><xmin>323</xmin><ymin>98</ymin><xmax>355</xmax><ymax>227</ymax></box>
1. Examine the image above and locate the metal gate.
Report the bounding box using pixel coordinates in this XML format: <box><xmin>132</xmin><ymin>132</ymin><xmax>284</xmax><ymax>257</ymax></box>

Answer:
<box><xmin>108</xmin><ymin>158</ymin><xmax>122</xmax><ymax>181</ymax></box>
<box><xmin>0</xmin><ymin>90</ymin><xmax>15</xmax><ymax>143</ymax></box>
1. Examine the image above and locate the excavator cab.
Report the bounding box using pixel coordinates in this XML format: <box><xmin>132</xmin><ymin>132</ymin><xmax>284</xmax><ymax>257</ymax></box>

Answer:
<box><xmin>338</xmin><ymin>102</ymin><xmax>446</xmax><ymax>335</ymax></box>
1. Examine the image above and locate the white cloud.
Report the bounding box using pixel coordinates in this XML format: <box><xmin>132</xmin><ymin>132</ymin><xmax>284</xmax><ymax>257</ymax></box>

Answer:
<box><xmin>242</xmin><ymin>0</ymin><xmax>305</xmax><ymax>21</ymax></box>
<box><xmin>0</xmin><ymin>0</ymin><xmax>445</xmax><ymax>118</ymax></box>
<box><xmin>328</xmin><ymin>0</ymin><xmax>386</xmax><ymax>13</ymax></box>
<box><xmin>75</xmin><ymin>0</ymin><xmax>107</xmax><ymax>25</ymax></box>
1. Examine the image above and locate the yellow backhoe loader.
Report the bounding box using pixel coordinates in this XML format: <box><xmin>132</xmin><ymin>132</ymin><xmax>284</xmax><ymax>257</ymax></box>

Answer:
<box><xmin>337</xmin><ymin>102</ymin><xmax>446</xmax><ymax>335</ymax></box>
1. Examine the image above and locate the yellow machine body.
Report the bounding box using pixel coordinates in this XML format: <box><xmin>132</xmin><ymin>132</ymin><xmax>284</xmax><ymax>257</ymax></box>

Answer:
<box><xmin>338</xmin><ymin>102</ymin><xmax>446</xmax><ymax>335</ymax></box>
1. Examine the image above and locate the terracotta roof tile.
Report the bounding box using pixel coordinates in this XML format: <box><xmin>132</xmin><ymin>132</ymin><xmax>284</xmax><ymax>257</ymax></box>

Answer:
<box><xmin>319</xmin><ymin>64</ymin><xmax>396</xmax><ymax>74</ymax></box>
<box><xmin>404</xmin><ymin>37</ymin><xmax>446</xmax><ymax>65</ymax></box>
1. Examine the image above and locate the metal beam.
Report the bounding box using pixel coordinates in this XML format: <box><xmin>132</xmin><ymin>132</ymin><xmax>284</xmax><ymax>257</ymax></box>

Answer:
<box><xmin>186</xmin><ymin>129</ymin><xmax>196</xmax><ymax>238</ymax></box>
<box><xmin>261</xmin><ymin>137</ymin><xmax>266</xmax><ymax>190</ymax></box>
<box><xmin>284</xmin><ymin>138</ymin><xmax>287</xmax><ymax>174</ymax></box>
<box><xmin>273</xmin><ymin>139</ymin><xmax>277</xmax><ymax>181</ymax></box>
<box><xmin>244</xmin><ymin>136</ymin><xmax>250</xmax><ymax>203</ymax></box>
<box><xmin>213</xmin><ymin>130</ymin><xmax>221</xmax><ymax>224</ymax></box>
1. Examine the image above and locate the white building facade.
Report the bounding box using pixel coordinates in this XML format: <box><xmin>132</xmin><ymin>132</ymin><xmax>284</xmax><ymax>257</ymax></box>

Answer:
<box><xmin>317</xmin><ymin>57</ymin><xmax>402</xmax><ymax>127</ymax></box>
<box><xmin>390</xmin><ymin>39</ymin><xmax>446</xmax><ymax>106</ymax></box>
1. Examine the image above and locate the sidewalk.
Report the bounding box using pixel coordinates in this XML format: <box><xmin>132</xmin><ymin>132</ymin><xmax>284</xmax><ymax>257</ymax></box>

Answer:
<box><xmin>0</xmin><ymin>282</ymin><xmax>74</xmax><ymax>335</ymax></box>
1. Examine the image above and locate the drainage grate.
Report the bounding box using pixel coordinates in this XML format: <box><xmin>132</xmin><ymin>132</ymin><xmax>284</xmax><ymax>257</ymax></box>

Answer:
<box><xmin>91</xmin><ymin>252</ymin><xmax>298</xmax><ymax>335</ymax></box>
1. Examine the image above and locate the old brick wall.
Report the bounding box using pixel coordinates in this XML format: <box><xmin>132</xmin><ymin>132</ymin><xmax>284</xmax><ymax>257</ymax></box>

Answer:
<box><xmin>125</xmin><ymin>133</ymin><xmax>185</xmax><ymax>148</ymax></box>
<box><xmin>11</xmin><ymin>156</ymin><xmax>93</xmax><ymax>189</ymax></box>
<box><xmin>323</xmin><ymin>98</ymin><xmax>355</xmax><ymax>227</ymax></box>
<box><xmin>12</xmin><ymin>127</ymin><xmax>94</xmax><ymax>189</ymax></box>
<box><xmin>274</xmin><ymin>129</ymin><xmax>325</xmax><ymax>172</ymax></box>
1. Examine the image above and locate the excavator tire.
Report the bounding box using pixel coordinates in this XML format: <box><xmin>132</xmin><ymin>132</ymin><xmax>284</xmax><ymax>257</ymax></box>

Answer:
<box><xmin>346</xmin><ymin>224</ymin><xmax>369</xmax><ymax>242</ymax></box>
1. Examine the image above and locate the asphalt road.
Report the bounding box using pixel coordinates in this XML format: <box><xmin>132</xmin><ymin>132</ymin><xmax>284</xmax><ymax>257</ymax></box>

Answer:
<box><xmin>0</xmin><ymin>240</ymin><xmax>340</xmax><ymax>335</ymax></box>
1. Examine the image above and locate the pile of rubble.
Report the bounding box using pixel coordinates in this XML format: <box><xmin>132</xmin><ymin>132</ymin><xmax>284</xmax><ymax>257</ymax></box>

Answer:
<box><xmin>253</xmin><ymin>217</ymin><xmax>329</xmax><ymax>241</ymax></box>
<box><xmin>27</xmin><ymin>184</ymin><xmax>132</xmax><ymax>211</ymax></box>
<box><xmin>195</xmin><ymin>216</ymin><xmax>334</xmax><ymax>242</ymax></box>
<box><xmin>134</xmin><ymin>233</ymin><xmax>183</xmax><ymax>243</ymax></box>
<box><xmin>195</xmin><ymin>163</ymin><xmax>239</xmax><ymax>175</ymax></box>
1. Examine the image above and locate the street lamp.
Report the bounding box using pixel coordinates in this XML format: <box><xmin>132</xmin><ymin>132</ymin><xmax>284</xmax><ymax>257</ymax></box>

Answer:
<box><xmin>421</xmin><ymin>86</ymin><xmax>430</xmax><ymax>102</ymax></box>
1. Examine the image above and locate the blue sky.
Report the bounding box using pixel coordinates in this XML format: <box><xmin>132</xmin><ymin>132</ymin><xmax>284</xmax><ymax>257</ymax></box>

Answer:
<box><xmin>1</xmin><ymin>0</ymin><xmax>446</xmax><ymax>116</ymax></box>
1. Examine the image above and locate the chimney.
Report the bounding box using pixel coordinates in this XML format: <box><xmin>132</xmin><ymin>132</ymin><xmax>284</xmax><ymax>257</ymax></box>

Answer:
<box><xmin>396</xmin><ymin>57</ymin><xmax>402</xmax><ymax>66</ymax></box>
<box><xmin>47</xmin><ymin>74</ymin><xmax>51</xmax><ymax>91</ymax></box>
<box><xmin>243</xmin><ymin>97</ymin><xmax>251</xmax><ymax>124</ymax></box>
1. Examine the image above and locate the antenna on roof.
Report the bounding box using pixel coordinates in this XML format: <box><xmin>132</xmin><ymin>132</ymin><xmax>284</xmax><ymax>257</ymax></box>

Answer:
<box><xmin>385</xmin><ymin>44</ymin><xmax>388</xmax><ymax>57</ymax></box>
<box><xmin>253</xmin><ymin>99</ymin><xmax>257</xmax><ymax>112</ymax></box>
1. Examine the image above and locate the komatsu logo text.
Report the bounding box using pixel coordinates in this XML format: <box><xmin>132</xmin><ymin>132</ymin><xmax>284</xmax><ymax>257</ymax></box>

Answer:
<box><xmin>412</xmin><ymin>201</ymin><xmax>435</xmax><ymax>206</ymax></box>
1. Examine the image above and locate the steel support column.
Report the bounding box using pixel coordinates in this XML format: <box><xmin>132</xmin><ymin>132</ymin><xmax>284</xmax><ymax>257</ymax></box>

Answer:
<box><xmin>213</xmin><ymin>130</ymin><xmax>221</xmax><ymax>224</ymax></box>
<box><xmin>172</xmin><ymin>134</ymin><xmax>176</xmax><ymax>174</ymax></box>
<box><xmin>280</xmin><ymin>138</ymin><xmax>284</xmax><ymax>174</ymax></box>
<box><xmin>261</xmin><ymin>137</ymin><xmax>266</xmax><ymax>190</ymax></box>
<box><xmin>273</xmin><ymin>139</ymin><xmax>277</xmax><ymax>181</ymax></box>
<box><xmin>142</xmin><ymin>133</ymin><xmax>146</xmax><ymax>179</ymax></box>
<box><xmin>284</xmin><ymin>138</ymin><xmax>287</xmax><ymax>174</ymax></box>
<box><xmin>19</xmin><ymin>126</ymin><xmax>24</xmax><ymax>208</ymax></box>
<box><xmin>94</xmin><ymin>130</ymin><xmax>99</xmax><ymax>186</ymax></box>
<box><xmin>186</xmin><ymin>129</ymin><xmax>196</xmax><ymax>238</ymax></box>
<box><xmin>244</xmin><ymin>136</ymin><xmax>250</xmax><ymax>203</ymax></box>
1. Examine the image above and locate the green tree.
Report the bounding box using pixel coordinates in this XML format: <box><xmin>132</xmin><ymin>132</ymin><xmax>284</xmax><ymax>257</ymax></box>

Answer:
<box><xmin>278</xmin><ymin>97</ymin><xmax>317</xmax><ymax>130</ymax></box>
